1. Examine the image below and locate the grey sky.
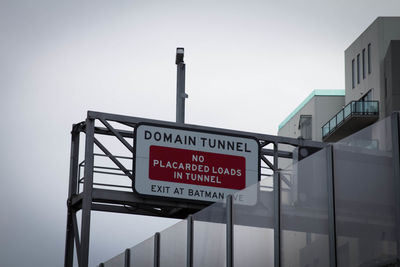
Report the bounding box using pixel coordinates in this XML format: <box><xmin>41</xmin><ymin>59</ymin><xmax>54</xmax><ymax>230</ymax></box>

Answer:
<box><xmin>1</xmin><ymin>0</ymin><xmax>399</xmax><ymax>266</ymax></box>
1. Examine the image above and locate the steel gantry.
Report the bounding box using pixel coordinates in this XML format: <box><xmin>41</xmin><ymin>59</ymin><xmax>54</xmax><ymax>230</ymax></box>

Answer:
<box><xmin>64</xmin><ymin>110</ymin><xmax>325</xmax><ymax>267</ymax></box>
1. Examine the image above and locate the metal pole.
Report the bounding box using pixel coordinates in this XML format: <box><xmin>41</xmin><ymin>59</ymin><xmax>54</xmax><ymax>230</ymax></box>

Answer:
<box><xmin>273</xmin><ymin>142</ymin><xmax>281</xmax><ymax>267</ymax></box>
<box><xmin>176</xmin><ymin>47</ymin><xmax>187</xmax><ymax>124</ymax></box>
<box><xmin>80</xmin><ymin>118</ymin><xmax>95</xmax><ymax>267</ymax></box>
<box><xmin>65</xmin><ymin>126</ymin><xmax>80</xmax><ymax>267</ymax></box>
<box><xmin>391</xmin><ymin>112</ymin><xmax>400</xmax><ymax>258</ymax></box>
<box><xmin>154</xmin><ymin>232</ymin><xmax>160</xmax><ymax>267</ymax></box>
<box><xmin>326</xmin><ymin>145</ymin><xmax>337</xmax><ymax>266</ymax></box>
<box><xmin>187</xmin><ymin>215</ymin><xmax>193</xmax><ymax>267</ymax></box>
<box><xmin>226</xmin><ymin>195</ymin><xmax>233</xmax><ymax>267</ymax></box>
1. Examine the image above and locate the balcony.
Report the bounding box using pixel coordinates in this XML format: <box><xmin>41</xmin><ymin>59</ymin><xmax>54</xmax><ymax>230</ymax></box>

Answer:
<box><xmin>322</xmin><ymin>101</ymin><xmax>379</xmax><ymax>142</ymax></box>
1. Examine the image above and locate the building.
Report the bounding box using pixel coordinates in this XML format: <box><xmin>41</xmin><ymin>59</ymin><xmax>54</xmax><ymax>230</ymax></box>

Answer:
<box><xmin>279</xmin><ymin>17</ymin><xmax>400</xmax><ymax>143</ymax></box>
<box><xmin>278</xmin><ymin>90</ymin><xmax>345</xmax><ymax>142</ymax></box>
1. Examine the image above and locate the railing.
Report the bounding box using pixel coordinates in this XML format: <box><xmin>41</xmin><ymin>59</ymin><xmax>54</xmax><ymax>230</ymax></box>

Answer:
<box><xmin>322</xmin><ymin>101</ymin><xmax>379</xmax><ymax>139</ymax></box>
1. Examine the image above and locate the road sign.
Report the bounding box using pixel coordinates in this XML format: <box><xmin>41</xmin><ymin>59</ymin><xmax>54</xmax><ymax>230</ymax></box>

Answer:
<box><xmin>134</xmin><ymin>123</ymin><xmax>260</xmax><ymax>204</ymax></box>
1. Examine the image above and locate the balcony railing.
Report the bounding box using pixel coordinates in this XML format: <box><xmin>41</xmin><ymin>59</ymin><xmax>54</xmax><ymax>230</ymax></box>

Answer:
<box><xmin>322</xmin><ymin>101</ymin><xmax>379</xmax><ymax>139</ymax></box>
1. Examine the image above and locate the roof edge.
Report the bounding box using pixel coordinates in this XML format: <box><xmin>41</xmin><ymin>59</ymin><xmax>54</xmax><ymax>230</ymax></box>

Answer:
<box><xmin>278</xmin><ymin>89</ymin><xmax>345</xmax><ymax>131</ymax></box>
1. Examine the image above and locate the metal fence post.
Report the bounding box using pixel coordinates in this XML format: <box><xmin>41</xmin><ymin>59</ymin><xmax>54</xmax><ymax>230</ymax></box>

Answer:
<box><xmin>273</xmin><ymin>142</ymin><xmax>281</xmax><ymax>267</ymax></box>
<box><xmin>226</xmin><ymin>195</ymin><xmax>233</xmax><ymax>267</ymax></box>
<box><xmin>124</xmin><ymin>248</ymin><xmax>131</xmax><ymax>267</ymax></box>
<box><xmin>187</xmin><ymin>215</ymin><xmax>193</xmax><ymax>267</ymax></box>
<box><xmin>80</xmin><ymin>117</ymin><xmax>95</xmax><ymax>267</ymax></box>
<box><xmin>326</xmin><ymin>145</ymin><xmax>337</xmax><ymax>267</ymax></box>
<box><xmin>154</xmin><ymin>232</ymin><xmax>160</xmax><ymax>267</ymax></box>
<box><xmin>391</xmin><ymin>112</ymin><xmax>400</xmax><ymax>258</ymax></box>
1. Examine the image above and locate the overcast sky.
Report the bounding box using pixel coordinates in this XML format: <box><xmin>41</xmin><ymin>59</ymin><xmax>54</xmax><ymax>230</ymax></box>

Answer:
<box><xmin>1</xmin><ymin>0</ymin><xmax>400</xmax><ymax>266</ymax></box>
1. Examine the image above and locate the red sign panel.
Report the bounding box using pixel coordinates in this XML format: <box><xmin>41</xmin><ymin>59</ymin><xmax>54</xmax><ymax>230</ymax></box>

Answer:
<box><xmin>149</xmin><ymin>145</ymin><xmax>246</xmax><ymax>190</ymax></box>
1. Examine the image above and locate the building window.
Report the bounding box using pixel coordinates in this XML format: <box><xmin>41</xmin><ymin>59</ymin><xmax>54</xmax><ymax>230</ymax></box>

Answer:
<box><xmin>352</xmin><ymin>59</ymin><xmax>355</xmax><ymax>88</ymax></box>
<box><xmin>357</xmin><ymin>54</ymin><xmax>360</xmax><ymax>84</ymax></box>
<box><xmin>368</xmin><ymin>43</ymin><xmax>371</xmax><ymax>74</ymax></box>
<box><xmin>362</xmin><ymin>48</ymin><xmax>366</xmax><ymax>79</ymax></box>
<box><xmin>299</xmin><ymin>115</ymin><xmax>312</xmax><ymax>140</ymax></box>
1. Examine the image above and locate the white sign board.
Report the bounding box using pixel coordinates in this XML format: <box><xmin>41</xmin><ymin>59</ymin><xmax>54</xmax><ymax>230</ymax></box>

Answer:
<box><xmin>134</xmin><ymin>123</ymin><xmax>260</xmax><ymax>204</ymax></box>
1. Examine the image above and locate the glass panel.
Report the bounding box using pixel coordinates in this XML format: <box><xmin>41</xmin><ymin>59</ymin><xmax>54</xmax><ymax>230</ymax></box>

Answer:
<box><xmin>130</xmin><ymin>236</ymin><xmax>154</xmax><ymax>267</ymax></box>
<box><xmin>344</xmin><ymin>104</ymin><xmax>351</xmax><ymax>118</ymax></box>
<box><xmin>193</xmin><ymin>202</ymin><xmax>226</xmax><ymax>267</ymax></box>
<box><xmin>233</xmin><ymin>180</ymin><xmax>274</xmax><ymax>267</ymax></box>
<box><xmin>322</xmin><ymin>124</ymin><xmax>330</xmax><ymax>137</ymax></box>
<box><xmin>330</xmin><ymin>117</ymin><xmax>336</xmax><ymax>129</ymax></box>
<box><xmin>160</xmin><ymin>220</ymin><xmax>187</xmax><ymax>267</ymax></box>
<box><xmin>334</xmin><ymin>116</ymin><xmax>398</xmax><ymax>266</ymax></box>
<box><xmin>103</xmin><ymin>251</ymin><xmax>124</xmax><ymax>267</ymax></box>
<box><xmin>280</xmin><ymin>148</ymin><xmax>330</xmax><ymax>267</ymax></box>
<box><xmin>337</xmin><ymin>110</ymin><xmax>344</xmax><ymax>125</ymax></box>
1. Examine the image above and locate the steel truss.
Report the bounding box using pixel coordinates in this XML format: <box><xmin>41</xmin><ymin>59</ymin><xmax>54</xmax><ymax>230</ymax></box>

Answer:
<box><xmin>64</xmin><ymin>111</ymin><xmax>325</xmax><ymax>267</ymax></box>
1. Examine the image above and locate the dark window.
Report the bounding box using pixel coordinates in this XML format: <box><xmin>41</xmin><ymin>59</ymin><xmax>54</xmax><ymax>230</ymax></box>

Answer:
<box><xmin>368</xmin><ymin>43</ymin><xmax>371</xmax><ymax>74</ymax></box>
<box><xmin>362</xmin><ymin>49</ymin><xmax>366</xmax><ymax>79</ymax></box>
<box><xmin>352</xmin><ymin>59</ymin><xmax>355</xmax><ymax>88</ymax></box>
<box><xmin>299</xmin><ymin>115</ymin><xmax>312</xmax><ymax>140</ymax></box>
<box><xmin>357</xmin><ymin>54</ymin><xmax>360</xmax><ymax>84</ymax></box>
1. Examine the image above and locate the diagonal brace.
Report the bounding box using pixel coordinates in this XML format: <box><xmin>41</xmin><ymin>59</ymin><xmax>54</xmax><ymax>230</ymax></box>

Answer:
<box><xmin>71</xmin><ymin>211</ymin><xmax>82</xmax><ymax>264</ymax></box>
<box><xmin>261</xmin><ymin>154</ymin><xmax>274</xmax><ymax>170</ymax></box>
<box><xmin>93</xmin><ymin>138</ymin><xmax>133</xmax><ymax>180</ymax></box>
<box><xmin>99</xmin><ymin>118</ymin><xmax>134</xmax><ymax>153</ymax></box>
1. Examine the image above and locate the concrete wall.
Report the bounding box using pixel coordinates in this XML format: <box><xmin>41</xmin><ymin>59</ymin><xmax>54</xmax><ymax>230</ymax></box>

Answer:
<box><xmin>278</xmin><ymin>97</ymin><xmax>316</xmax><ymax>140</ymax></box>
<box><xmin>278</xmin><ymin>95</ymin><xmax>344</xmax><ymax>142</ymax></box>
<box><xmin>384</xmin><ymin>40</ymin><xmax>400</xmax><ymax>116</ymax></box>
<box><xmin>345</xmin><ymin>17</ymin><xmax>400</xmax><ymax>119</ymax></box>
<box><xmin>314</xmin><ymin>96</ymin><xmax>345</xmax><ymax>141</ymax></box>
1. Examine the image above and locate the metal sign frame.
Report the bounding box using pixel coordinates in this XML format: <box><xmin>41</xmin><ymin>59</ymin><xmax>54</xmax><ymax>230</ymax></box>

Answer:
<box><xmin>64</xmin><ymin>110</ymin><xmax>325</xmax><ymax>267</ymax></box>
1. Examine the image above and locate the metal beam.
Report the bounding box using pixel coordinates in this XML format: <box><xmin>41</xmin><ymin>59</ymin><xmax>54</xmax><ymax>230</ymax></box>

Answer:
<box><xmin>72</xmin><ymin>211</ymin><xmax>82</xmax><ymax>264</ymax></box>
<box><xmin>262</xmin><ymin>148</ymin><xmax>293</xmax><ymax>159</ymax></box>
<box><xmin>226</xmin><ymin>195</ymin><xmax>233</xmax><ymax>267</ymax></box>
<box><xmin>154</xmin><ymin>232</ymin><xmax>160</xmax><ymax>267</ymax></box>
<box><xmin>187</xmin><ymin>215</ymin><xmax>193</xmax><ymax>267</ymax></box>
<box><xmin>326</xmin><ymin>145</ymin><xmax>337</xmax><ymax>267</ymax></box>
<box><xmin>80</xmin><ymin>118</ymin><xmax>95</xmax><ymax>267</ymax></box>
<box><xmin>87</xmin><ymin>111</ymin><xmax>325</xmax><ymax>148</ymax></box>
<box><xmin>65</xmin><ymin>125</ymin><xmax>80</xmax><ymax>267</ymax></box>
<box><xmin>90</xmin><ymin>188</ymin><xmax>209</xmax><ymax>211</ymax></box>
<box><xmin>93</xmin><ymin>137</ymin><xmax>133</xmax><ymax>180</ymax></box>
<box><xmin>261</xmin><ymin>154</ymin><xmax>274</xmax><ymax>170</ymax></box>
<box><xmin>94</xmin><ymin>126</ymin><xmax>134</xmax><ymax>138</ymax></box>
<box><xmin>99</xmin><ymin>118</ymin><xmax>134</xmax><ymax>152</ymax></box>
<box><xmin>273</xmin><ymin>142</ymin><xmax>281</xmax><ymax>267</ymax></box>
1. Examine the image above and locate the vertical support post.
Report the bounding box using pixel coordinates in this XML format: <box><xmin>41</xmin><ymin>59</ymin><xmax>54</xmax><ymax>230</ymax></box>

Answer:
<box><xmin>326</xmin><ymin>145</ymin><xmax>337</xmax><ymax>267</ymax></box>
<box><xmin>226</xmin><ymin>195</ymin><xmax>233</xmax><ymax>267</ymax></box>
<box><xmin>186</xmin><ymin>215</ymin><xmax>193</xmax><ymax>267</ymax></box>
<box><xmin>65</xmin><ymin>125</ymin><xmax>80</xmax><ymax>267</ymax></box>
<box><xmin>176</xmin><ymin>47</ymin><xmax>187</xmax><ymax>124</ymax></box>
<box><xmin>80</xmin><ymin>118</ymin><xmax>95</xmax><ymax>267</ymax></box>
<box><xmin>124</xmin><ymin>248</ymin><xmax>130</xmax><ymax>267</ymax></box>
<box><xmin>154</xmin><ymin>232</ymin><xmax>160</xmax><ymax>267</ymax></box>
<box><xmin>391</xmin><ymin>112</ymin><xmax>400</xmax><ymax>258</ymax></box>
<box><xmin>273</xmin><ymin>142</ymin><xmax>280</xmax><ymax>267</ymax></box>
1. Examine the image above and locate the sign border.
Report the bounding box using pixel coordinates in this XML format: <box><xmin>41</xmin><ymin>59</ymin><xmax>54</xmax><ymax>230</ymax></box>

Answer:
<box><xmin>132</xmin><ymin>122</ymin><xmax>261</xmax><ymax>204</ymax></box>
